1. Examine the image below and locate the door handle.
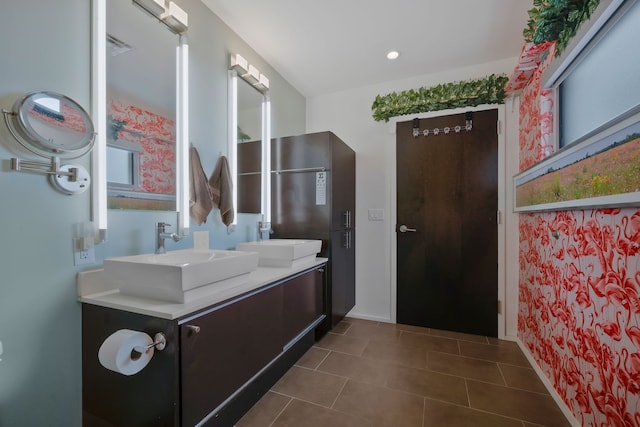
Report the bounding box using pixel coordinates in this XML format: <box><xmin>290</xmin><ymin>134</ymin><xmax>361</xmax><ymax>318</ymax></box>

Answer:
<box><xmin>398</xmin><ymin>225</ymin><xmax>416</xmax><ymax>233</ymax></box>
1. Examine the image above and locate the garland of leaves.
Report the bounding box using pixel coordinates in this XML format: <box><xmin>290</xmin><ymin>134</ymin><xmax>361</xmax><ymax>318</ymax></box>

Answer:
<box><xmin>523</xmin><ymin>0</ymin><xmax>600</xmax><ymax>56</ymax></box>
<box><xmin>371</xmin><ymin>74</ymin><xmax>508</xmax><ymax>122</ymax></box>
<box><xmin>371</xmin><ymin>1</ymin><xmax>599</xmax><ymax>122</ymax></box>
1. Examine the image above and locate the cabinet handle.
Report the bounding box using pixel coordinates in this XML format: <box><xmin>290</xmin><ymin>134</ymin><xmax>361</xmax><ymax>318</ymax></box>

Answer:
<box><xmin>343</xmin><ymin>210</ymin><xmax>352</xmax><ymax>228</ymax></box>
<box><xmin>186</xmin><ymin>325</ymin><xmax>201</xmax><ymax>334</ymax></box>
<box><xmin>343</xmin><ymin>230</ymin><xmax>352</xmax><ymax>249</ymax></box>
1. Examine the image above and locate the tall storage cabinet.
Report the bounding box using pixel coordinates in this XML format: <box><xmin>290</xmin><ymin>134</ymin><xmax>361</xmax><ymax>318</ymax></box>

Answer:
<box><xmin>270</xmin><ymin>131</ymin><xmax>355</xmax><ymax>331</ymax></box>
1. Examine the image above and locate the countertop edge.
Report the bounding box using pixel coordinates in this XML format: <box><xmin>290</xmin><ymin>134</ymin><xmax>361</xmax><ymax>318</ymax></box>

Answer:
<box><xmin>78</xmin><ymin>258</ymin><xmax>328</xmax><ymax>320</ymax></box>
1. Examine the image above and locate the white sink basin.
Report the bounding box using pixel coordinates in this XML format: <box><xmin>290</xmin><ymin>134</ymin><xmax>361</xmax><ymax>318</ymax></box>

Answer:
<box><xmin>235</xmin><ymin>239</ymin><xmax>322</xmax><ymax>267</ymax></box>
<box><xmin>103</xmin><ymin>249</ymin><xmax>259</xmax><ymax>303</ymax></box>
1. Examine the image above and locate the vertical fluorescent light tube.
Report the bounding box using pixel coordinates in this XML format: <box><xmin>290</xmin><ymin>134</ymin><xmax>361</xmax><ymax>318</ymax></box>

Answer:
<box><xmin>228</xmin><ymin>71</ymin><xmax>238</xmax><ymax>225</ymax></box>
<box><xmin>176</xmin><ymin>37</ymin><xmax>190</xmax><ymax>235</ymax></box>
<box><xmin>261</xmin><ymin>98</ymin><xmax>271</xmax><ymax>223</ymax></box>
<box><xmin>91</xmin><ymin>0</ymin><xmax>107</xmax><ymax>241</ymax></box>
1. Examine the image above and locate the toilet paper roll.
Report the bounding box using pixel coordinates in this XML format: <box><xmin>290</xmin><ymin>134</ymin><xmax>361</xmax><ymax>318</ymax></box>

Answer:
<box><xmin>98</xmin><ymin>329</ymin><xmax>154</xmax><ymax>376</ymax></box>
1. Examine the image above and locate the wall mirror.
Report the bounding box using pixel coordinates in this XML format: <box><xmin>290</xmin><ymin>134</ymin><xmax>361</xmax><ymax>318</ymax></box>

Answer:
<box><xmin>236</xmin><ymin>75</ymin><xmax>266</xmax><ymax>214</ymax></box>
<box><xmin>229</xmin><ymin>54</ymin><xmax>271</xmax><ymax>225</ymax></box>
<box><xmin>92</xmin><ymin>0</ymin><xmax>190</xmax><ymax>234</ymax></box>
<box><xmin>106</xmin><ymin>0</ymin><xmax>179</xmax><ymax>210</ymax></box>
<box><xmin>3</xmin><ymin>91</ymin><xmax>95</xmax><ymax>195</ymax></box>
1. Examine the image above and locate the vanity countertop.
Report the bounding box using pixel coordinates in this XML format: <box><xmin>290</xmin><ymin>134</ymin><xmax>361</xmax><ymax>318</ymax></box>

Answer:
<box><xmin>77</xmin><ymin>257</ymin><xmax>328</xmax><ymax>320</ymax></box>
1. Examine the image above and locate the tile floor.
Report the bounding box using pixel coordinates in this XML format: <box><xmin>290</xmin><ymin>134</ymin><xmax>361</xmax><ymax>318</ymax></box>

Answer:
<box><xmin>236</xmin><ymin>318</ymin><xmax>571</xmax><ymax>427</ymax></box>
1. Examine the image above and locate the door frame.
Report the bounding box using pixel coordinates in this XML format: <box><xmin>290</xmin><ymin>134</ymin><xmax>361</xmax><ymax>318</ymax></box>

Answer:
<box><xmin>388</xmin><ymin>104</ymin><xmax>507</xmax><ymax>338</ymax></box>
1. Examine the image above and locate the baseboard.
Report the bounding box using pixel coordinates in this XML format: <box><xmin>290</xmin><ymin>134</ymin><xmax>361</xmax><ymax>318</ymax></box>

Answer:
<box><xmin>515</xmin><ymin>338</ymin><xmax>580</xmax><ymax>427</ymax></box>
<box><xmin>344</xmin><ymin>311</ymin><xmax>392</xmax><ymax>323</ymax></box>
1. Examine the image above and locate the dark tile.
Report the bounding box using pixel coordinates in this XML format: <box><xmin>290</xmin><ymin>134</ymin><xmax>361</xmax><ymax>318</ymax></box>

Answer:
<box><xmin>429</xmin><ymin>328</ymin><xmax>490</xmax><ymax>343</ymax></box>
<box><xmin>393</xmin><ymin>322</ymin><xmax>432</xmax><ymax>334</ymax></box>
<box><xmin>467</xmin><ymin>380</ymin><xmax>571</xmax><ymax>427</ymax></box>
<box><xmin>271</xmin><ymin>366</ymin><xmax>346</xmax><ymax>407</ymax></box>
<box><xmin>362</xmin><ymin>340</ymin><xmax>427</xmax><ymax>369</ymax></box>
<box><xmin>423</xmin><ymin>398</ymin><xmax>523</xmax><ymax>427</ymax></box>
<box><xmin>317</xmin><ymin>351</ymin><xmax>392</xmax><ymax>386</ymax></box>
<box><xmin>296</xmin><ymin>346</ymin><xmax>330</xmax><ymax>369</ymax></box>
<box><xmin>398</xmin><ymin>331</ymin><xmax>460</xmax><ymax>354</ymax></box>
<box><xmin>344</xmin><ymin>322</ymin><xmax>401</xmax><ymax>344</ymax></box>
<box><xmin>330</xmin><ymin>321</ymin><xmax>351</xmax><ymax>335</ymax></box>
<box><xmin>427</xmin><ymin>351</ymin><xmax>504</xmax><ymax>384</ymax></box>
<box><xmin>271</xmin><ymin>398</ymin><xmax>371</xmax><ymax>427</ymax></box>
<box><xmin>499</xmin><ymin>363</ymin><xmax>549</xmax><ymax>394</ymax></box>
<box><xmin>332</xmin><ymin>380</ymin><xmax>424</xmax><ymax>427</ymax></box>
<box><xmin>386</xmin><ymin>364</ymin><xmax>469</xmax><ymax>405</ymax></box>
<box><xmin>315</xmin><ymin>332</ymin><xmax>369</xmax><ymax>356</ymax></box>
<box><xmin>459</xmin><ymin>341</ymin><xmax>530</xmax><ymax>366</ymax></box>
<box><xmin>487</xmin><ymin>336</ymin><xmax>513</xmax><ymax>346</ymax></box>
<box><xmin>342</xmin><ymin>317</ymin><xmax>377</xmax><ymax>325</ymax></box>
<box><xmin>235</xmin><ymin>391</ymin><xmax>290</xmax><ymax>427</ymax></box>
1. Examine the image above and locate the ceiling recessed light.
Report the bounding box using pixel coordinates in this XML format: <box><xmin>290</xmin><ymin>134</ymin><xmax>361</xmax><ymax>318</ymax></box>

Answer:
<box><xmin>386</xmin><ymin>51</ymin><xmax>400</xmax><ymax>60</ymax></box>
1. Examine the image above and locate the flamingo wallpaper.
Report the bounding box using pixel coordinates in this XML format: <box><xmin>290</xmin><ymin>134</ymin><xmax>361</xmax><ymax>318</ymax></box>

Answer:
<box><xmin>109</xmin><ymin>98</ymin><xmax>176</xmax><ymax>196</ymax></box>
<box><xmin>518</xmin><ymin>49</ymin><xmax>640</xmax><ymax>426</ymax></box>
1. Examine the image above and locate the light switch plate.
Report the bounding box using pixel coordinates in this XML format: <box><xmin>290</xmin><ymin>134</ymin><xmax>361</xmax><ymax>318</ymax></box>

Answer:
<box><xmin>368</xmin><ymin>209</ymin><xmax>384</xmax><ymax>221</ymax></box>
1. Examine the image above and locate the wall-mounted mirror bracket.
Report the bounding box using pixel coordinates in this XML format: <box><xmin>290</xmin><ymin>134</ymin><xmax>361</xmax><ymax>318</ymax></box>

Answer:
<box><xmin>2</xmin><ymin>91</ymin><xmax>95</xmax><ymax>195</ymax></box>
<box><xmin>11</xmin><ymin>157</ymin><xmax>77</xmax><ymax>179</ymax></box>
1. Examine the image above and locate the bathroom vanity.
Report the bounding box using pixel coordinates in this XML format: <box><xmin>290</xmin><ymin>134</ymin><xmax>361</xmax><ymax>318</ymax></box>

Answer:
<box><xmin>78</xmin><ymin>258</ymin><xmax>326</xmax><ymax>426</ymax></box>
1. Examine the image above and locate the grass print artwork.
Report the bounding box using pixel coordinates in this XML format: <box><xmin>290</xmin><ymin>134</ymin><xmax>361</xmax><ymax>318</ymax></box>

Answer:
<box><xmin>516</xmin><ymin>119</ymin><xmax>640</xmax><ymax>210</ymax></box>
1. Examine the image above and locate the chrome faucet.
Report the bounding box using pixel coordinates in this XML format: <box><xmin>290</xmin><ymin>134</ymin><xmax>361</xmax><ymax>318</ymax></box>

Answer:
<box><xmin>257</xmin><ymin>220</ymin><xmax>272</xmax><ymax>241</ymax></box>
<box><xmin>156</xmin><ymin>222</ymin><xmax>182</xmax><ymax>254</ymax></box>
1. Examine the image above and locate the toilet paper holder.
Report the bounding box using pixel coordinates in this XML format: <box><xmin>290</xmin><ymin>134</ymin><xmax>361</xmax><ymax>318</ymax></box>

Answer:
<box><xmin>130</xmin><ymin>332</ymin><xmax>166</xmax><ymax>361</ymax></box>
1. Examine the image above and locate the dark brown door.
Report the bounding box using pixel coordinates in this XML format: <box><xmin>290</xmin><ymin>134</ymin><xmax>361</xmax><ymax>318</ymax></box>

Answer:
<box><xmin>396</xmin><ymin>109</ymin><xmax>498</xmax><ymax>337</ymax></box>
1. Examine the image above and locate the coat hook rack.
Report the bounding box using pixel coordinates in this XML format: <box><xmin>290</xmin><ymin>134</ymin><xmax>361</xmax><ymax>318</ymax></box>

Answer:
<box><xmin>412</xmin><ymin>112</ymin><xmax>473</xmax><ymax>138</ymax></box>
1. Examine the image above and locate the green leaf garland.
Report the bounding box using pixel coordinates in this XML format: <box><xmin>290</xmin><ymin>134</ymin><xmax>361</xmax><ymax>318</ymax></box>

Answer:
<box><xmin>371</xmin><ymin>74</ymin><xmax>508</xmax><ymax>122</ymax></box>
<box><xmin>523</xmin><ymin>0</ymin><xmax>600</xmax><ymax>56</ymax></box>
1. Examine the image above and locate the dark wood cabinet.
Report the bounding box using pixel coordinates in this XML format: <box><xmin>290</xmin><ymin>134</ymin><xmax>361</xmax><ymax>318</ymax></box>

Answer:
<box><xmin>270</xmin><ymin>131</ymin><xmax>356</xmax><ymax>332</ymax></box>
<box><xmin>237</xmin><ymin>140</ymin><xmax>262</xmax><ymax>214</ymax></box>
<box><xmin>282</xmin><ymin>267</ymin><xmax>324</xmax><ymax>345</ymax></box>
<box><xmin>82</xmin><ymin>264</ymin><xmax>325</xmax><ymax>427</ymax></box>
<box><xmin>180</xmin><ymin>284</ymin><xmax>283</xmax><ymax>426</ymax></box>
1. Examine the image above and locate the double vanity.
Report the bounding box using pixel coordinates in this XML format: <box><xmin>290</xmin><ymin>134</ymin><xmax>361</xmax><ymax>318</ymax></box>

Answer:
<box><xmin>78</xmin><ymin>239</ymin><xmax>326</xmax><ymax>426</ymax></box>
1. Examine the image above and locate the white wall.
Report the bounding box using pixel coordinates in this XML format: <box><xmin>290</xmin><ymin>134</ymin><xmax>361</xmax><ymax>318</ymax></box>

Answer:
<box><xmin>306</xmin><ymin>58</ymin><xmax>520</xmax><ymax>338</ymax></box>
<box><xmin>0</xmin><ymin>0</ymin><xmax>305</xmax><ymax>424</ymax></box>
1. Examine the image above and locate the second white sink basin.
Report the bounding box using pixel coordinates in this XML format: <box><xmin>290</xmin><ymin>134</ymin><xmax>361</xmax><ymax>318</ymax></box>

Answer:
<box><xmin>103</xmin><ymin>249</ymin><xmax>259</xmax><ymax>303</ymax></box>
<box><xmin>236</xmin><ymin>239</ymin><xmax>322</xmax><ymax>267</ymax></box>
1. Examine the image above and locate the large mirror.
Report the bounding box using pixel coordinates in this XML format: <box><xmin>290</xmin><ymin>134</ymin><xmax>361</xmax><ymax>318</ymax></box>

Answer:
<box><xmin>106</xmin><ymin>0</ymin><xmax>178</xmax><ymax>210</ymax></box>
<box><xmin>236</xmin><ymin>77</ymin><xmax>267</xmax><ymax>214</ymax></box>
<box><xmin>92</xmin><ymin>0</ymin><xmax>190</xmax><ymax>234</ymax></box>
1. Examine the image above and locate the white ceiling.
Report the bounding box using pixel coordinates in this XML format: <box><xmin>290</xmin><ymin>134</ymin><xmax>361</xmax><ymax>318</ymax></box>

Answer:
<box><xmin>201</xmin><ymin>0</ymin><xmax>533</xmax><ymax>98</ymax></box>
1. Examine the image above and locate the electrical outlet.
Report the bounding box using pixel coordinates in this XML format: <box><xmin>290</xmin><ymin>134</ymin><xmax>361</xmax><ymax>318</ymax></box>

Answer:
<box><xmin>74</xmin><ymin>247</ymin><xmax>96</xmax><ymax>266</ymax></box>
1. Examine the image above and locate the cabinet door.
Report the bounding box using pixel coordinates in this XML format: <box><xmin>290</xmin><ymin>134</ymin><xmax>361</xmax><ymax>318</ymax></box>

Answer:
<box><xmin>331</xmin><ymin>229</ymin><xmax>356</xmax><ymax>325</ymax></box>
<box><xmin>330</xmin><ymin>134</ymin><xmax>356</xmax><ymax>229</ymax></box>
<box><xmin>180</xmin><ymin>285</ymin><xmax>283</xmax><ymax>426</ymax></box>
<box><xmin>283</xmin><ymin>268</ymin><xmax>324</xmax><ymax>346</ymax></box>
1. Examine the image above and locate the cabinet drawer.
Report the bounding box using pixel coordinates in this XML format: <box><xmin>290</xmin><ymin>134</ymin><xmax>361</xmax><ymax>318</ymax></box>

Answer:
<box><xmin>180</xmin><ymin>285</ymin><xmax>283</xmax><ymax>426</ymax></box>
<box><xmin>283</xmin><ymin>268</ymin><xmax>324</xmax><ymax>346</ymax></box>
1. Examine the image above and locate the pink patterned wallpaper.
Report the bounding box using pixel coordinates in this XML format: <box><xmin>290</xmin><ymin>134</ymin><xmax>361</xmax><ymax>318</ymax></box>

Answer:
<box><xmin>519</xmin><ymin>208</ymin><xmax>640</xmax><ymax>425</ymax></box>
<box><xmin>109</xmin><ymin>99</ymin><xmax>176</xmax><ymax>195</ymax></box>
<box><xmin>517</xmin><ymin>47</ymin><xmax>640</xmax><ymax>425</ymax></box>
